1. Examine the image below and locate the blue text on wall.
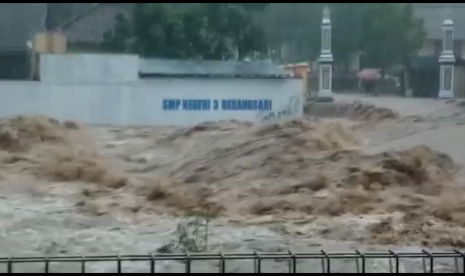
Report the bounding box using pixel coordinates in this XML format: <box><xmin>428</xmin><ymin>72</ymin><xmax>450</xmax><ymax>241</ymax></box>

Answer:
<box><xmin>162</xmin><ymin>99</ymin><xmax>272</xmax><ymax>111</ymax></box>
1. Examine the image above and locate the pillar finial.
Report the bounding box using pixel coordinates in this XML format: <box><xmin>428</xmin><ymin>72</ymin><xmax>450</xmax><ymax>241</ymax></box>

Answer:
<box><xmin>323</xmin><ymin>6</ymin><xmax>330</xmax><ymax>21</ymax></box>
<box><xmin>323</xmin><ymin>6</ymin><xmax>329</xmax><ymax>18</ymax></box>
<box><xmin>316</xmin><ymin>5</ymin><xmax>333</xmax><ymax>102</ymax></box>
<box><xmin>443</xmin><ymin>6</ymin><xmax>453</xmax><ymax>26</ymax></box>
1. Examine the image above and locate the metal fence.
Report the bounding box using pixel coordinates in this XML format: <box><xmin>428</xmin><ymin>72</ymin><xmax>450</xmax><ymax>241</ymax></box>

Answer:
<box><xmin>1</xmin><ymin>250</ymin><xmax>464</xmax><ymax>273</ymax></box>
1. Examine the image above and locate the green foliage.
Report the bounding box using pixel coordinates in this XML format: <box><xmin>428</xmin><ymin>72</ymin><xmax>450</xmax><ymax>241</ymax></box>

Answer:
<box><xmin>329</xmin><ymin>3</ymin><xmax>367</xmax><ymax>67</ymax></box>
<box><xmin>261</xmin><ymin>3</ymin><xmax>426</xmax><ymax>69</ymax></box>
<box><xmin>261</xmin><ymin>3</ymin><xmax>322</xmax><ymax>63</ymax></box>
<box><xmin>360</xmin><ymin>3</ymin><xmax>427</xmax><ymax>69</ymax></box>
<box><xmin>102</xmin><ymin>3</ymin><xmax>268</xmax><ymax>60</ymax></box>
<box><xmin>102</xmin><ymin>3</ymin><xmax>426</xmax><ymax>66</ymax></box>
<box><xmin>101</xmin><ymin>13</ymin><xmax>131</xmax><ymax>52</ymax></box>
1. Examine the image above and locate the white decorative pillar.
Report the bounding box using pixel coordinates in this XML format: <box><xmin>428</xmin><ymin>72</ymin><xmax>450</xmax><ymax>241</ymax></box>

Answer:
<box><xmin>438</xmin><ymin>9</ymin><xmax>455</xmax><ymax>99</ymax></box>
<box><xmin>316</xmin><ymin>6</ymin><xmax>334</xmax><ymax>102</ymax></box>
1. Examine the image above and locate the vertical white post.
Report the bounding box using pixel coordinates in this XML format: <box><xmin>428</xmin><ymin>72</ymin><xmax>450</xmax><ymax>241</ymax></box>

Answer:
<box><xmin>438</xmin><ymin>9</ymin><xmax>455</xmax><ymax>99</ymax></box>
<box><xmin>316</xmin><ymin>6</ymin><xmax>334</xmax><ymax>102</ymax></box>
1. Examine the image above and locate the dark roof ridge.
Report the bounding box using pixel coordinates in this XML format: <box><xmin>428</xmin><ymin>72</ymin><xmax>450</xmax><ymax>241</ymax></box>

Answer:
<box><xmin>58</xmin><ymin>3</ymin><xmax>101</xmax><ymax>30</ymax></box>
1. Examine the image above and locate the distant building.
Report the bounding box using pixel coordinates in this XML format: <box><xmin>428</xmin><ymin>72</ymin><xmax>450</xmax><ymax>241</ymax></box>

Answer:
<box><xmin>414</xmin><ymin>3</ymin><xmax>465</xmax><ymax>58</ymax></box>
<box><xmin>0</xmin><ymin>3</ymin><xmax>47</xmax><ymax>79</ymax></box>
<box><xmin>59</xmin><ymin>3</ymin><xmax>129</xmax><ymax>52</ymax></box>
<box><xmin>403</xmin><ymin>4</ymin><xmax>465</xmax><ymax>98</ymax></box>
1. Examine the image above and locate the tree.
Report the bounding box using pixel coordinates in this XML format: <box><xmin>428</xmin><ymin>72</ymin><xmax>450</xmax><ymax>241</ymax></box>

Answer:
<box><xmin>329</xmin><ymin>3</ymin><xmax>368</xmax><ymax>70</ymax></box>
<box><xmin>260</xmin><ymin>3</ymin><xmax>426</xmax><ymax>71</ymax></box>
<box><xmin>360</xmin><ymin>3</ymin><xmax>426</xmax><ymax>70</ymax></box>
<box><xmin>398</xmin><ymin>3</ymin><xmax>427</xmax><ymax>60</ymax></box>
<box><xmin>102</xmin><ymin>3</ymin><xmax>268</xmax><ymax>60</ymax></box>
<box><xmin>261</xmin><ymin>3</ymin><xmax>322</xmax><ymax>63</ymax></box>
<box><xmin>101</xmin><ymin>13</ymin><xmax>131</xmax><ymax>52</ymax></box>
<box><xmin>206</xmin><ymin>4</ymin><xmax>267</xmax><ymax>60</ymax></box>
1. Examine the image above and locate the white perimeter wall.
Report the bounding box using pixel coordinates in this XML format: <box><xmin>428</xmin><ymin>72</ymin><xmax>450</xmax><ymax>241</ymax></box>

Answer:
<box><xmin>0</xmin><ymin>78</ymin><xmax>303</xmax><ymax>126</ymax></box>
<box><xmin>1</xmin><ymin>53</ymin><xmax>302</xmax><ymax>126</ymax></box>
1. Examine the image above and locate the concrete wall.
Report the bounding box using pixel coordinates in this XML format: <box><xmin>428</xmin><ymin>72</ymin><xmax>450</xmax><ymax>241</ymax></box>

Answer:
<box><xmin>39</xmin><ymin>53</ymin><xmax>139</xmax><ymax>84</ymax></box>
<box><xmin>0</xmin><ymin>78</ymin><xmax>302</xmax><ymax>126</ymax></box>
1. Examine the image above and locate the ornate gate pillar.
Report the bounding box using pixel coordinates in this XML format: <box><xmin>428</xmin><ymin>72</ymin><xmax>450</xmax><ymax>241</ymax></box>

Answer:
<box><xmin>316</xmin><ymin>6</ymin><xmax>334</xmax><ymax>102</ymax></box>
<box><xmin>438</xmin><ymin>9</ymin><xmax>455</xmax><ymax>99</ymax></box>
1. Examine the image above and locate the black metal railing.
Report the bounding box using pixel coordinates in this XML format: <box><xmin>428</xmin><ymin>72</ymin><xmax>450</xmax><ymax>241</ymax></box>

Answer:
<box><xmin>1</xmin><ymin>250</ymin><xmax>464</xmax><ymax>273</ymax></box>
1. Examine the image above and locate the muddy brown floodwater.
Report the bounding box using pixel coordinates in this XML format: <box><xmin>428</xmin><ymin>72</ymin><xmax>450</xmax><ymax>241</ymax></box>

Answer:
<box><xmin>1</xmin><ymin>95</ymin><xmax>465</xmax><ymax>272</ymax></box>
